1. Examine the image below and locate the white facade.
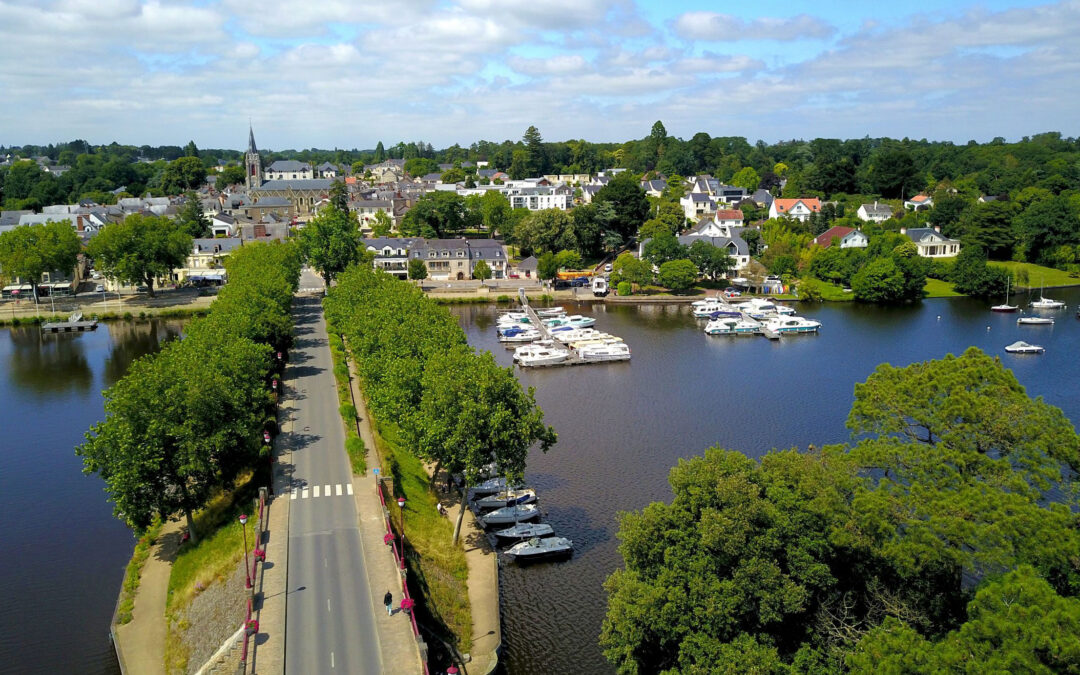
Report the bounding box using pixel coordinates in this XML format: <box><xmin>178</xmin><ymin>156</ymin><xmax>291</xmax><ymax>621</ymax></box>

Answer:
<box><xmin>857</xmin><ymin>203</ymin><xmax>893</xmax><ymax>223</ymax></box>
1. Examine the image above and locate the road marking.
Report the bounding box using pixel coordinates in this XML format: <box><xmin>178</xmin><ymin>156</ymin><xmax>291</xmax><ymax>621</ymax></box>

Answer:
<box><xmin>313</xmin><ymin>485</ymin><xmax>320</xmax><ymax>498</ymax></box>
<box><xmin>327</xmin><ymin>598</ymin><xmax>331</xmax><ymax>612</ymax></box>
<box><xmin>291</xmin><ymin>488</ymin><xmax>298</xmax><ymax>500</ymax></box>
<box><xmin>336</xmin><ymin>484</ymin><xmax>342</xmax><ymax>496</ymax></box>
<box><xmin>301</xmin><ymin>488</ymin><xmax>309</xmax><ymax>499</ymax></box>
<box><xmin>331</xmin><ymin>652</ymin><xmax>335</xmax><ymax>668</ymax></box>
<box><xmin>347</xmin><ymin>483</ymin><xmax>353</xmax><ymax>495</ymax></box>
<box><xmin>324</xmin><ymin>484</ymin><xmax>331</xmax><ymax>496</ymax></box>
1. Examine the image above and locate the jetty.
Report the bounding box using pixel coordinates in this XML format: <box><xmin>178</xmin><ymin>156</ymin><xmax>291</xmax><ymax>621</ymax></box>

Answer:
<box><xmin>508</xmin><ymin>289</ymin><xmax>629</xmax><ymax>367</ymax></box>
<box><xmin>41</xmin><ymin>313</ymin><xmax>98</xmax><ymax>333</ymax></box>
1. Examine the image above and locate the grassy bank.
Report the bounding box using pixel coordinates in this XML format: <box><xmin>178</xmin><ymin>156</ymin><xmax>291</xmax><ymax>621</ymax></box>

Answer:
<box><xmin>0</xmin><ymin>306</ymin><xmax>207</xmax><ymax>327</ymax></box>
<box><xmin>373</xmin><ymin>420</ymin><xmax>473</xmax><ymax>655</ymax></box>
<box><xmin>164</xmin><ymin>473</ymin><xmax>260</xmax><ymax>673</ymax></box>
<box><xmin>327</xmin><ymin>333</ymin><xmax>367</xmax><ymax>474</ymax></box>
<box><xmin>924</xmin><ymin>278</ymin><xmax>963</xmax><ymax>298</ymax></box>
<box><xmin>115</xmin><ymin>518</ymin><xmax>164</xmax><ymax>625</ymax></box>
<box><xmin>990</xmin><ymin>261</ymin><xmax>1080</xmax><ymax>288</ymax></box>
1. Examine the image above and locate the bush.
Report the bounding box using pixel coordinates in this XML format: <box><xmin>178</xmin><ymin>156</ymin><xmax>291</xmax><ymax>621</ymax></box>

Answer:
<box><xmin>617</xmin><ymin>281</ymin><xmax>632</xmax><ymax>296</ymax></box>
<box><xmin>339</xmin><ymin>403</ymin><xmax>357</xmax><ymax>422</ymax></box>
<box><xmin>345</xmin><ymin>435</ymin><xmax>367</xmax><ymax>474</ymax></box>
<box><xmin>496</xmin><ymin>295</ymin><xmax>512</xmax><ymax>303</ymax></box>
<box><xmin>122</xmin><ymin>311</ymin><xmax>134</xmax><ymax>321</ymax></box>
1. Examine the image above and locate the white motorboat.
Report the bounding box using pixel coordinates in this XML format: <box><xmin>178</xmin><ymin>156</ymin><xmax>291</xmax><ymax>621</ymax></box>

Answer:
<box><xmin>534</xmin><ymin>307</ymin><xmax>566</xmax><ymax>318</ymax></box>
<box><xmin>498</xmin><ymin>327</ymin><xmax>542</xmax><ymax>342</ymax></box>
<box><xmin>991</xmin><ymin>277</ymin><xmax>1018</xmax><ymax>312</ymax></box>
<box><xmin>691</xmin><ymin>297</ymin><xmax>728</xmax><ymax>318</ymax></box>
<box><xmin>479</xmin><ymin>503</ymin><xmax>541</xmax><ymax>527</ymax></box>
<box><xmin>567</xmin><ymin>337</ymin><xmax>623</xmax><ymax>349</ymax></box>
<box><xmin>773</xmin><ymin>303</ymin><xmax>796</xmax><ymax>316</ymax></box>
<box><xmin>763</xmin><ymin>316</ymin><xmax>821</xmax><ymax>334</ymax></box>
<box><xmin>552</xmin><ymin>328</ymin><xmax>611</xmax><ymax>343</ymax></box>
<box><xmin>704</xmin><ymin>318</ymin><xmax>760</xmax><ymax>336</ymax></box>
<box><xmin>514</xmin><ymin>343</ymin><xmax>570</xmax><ymax>366</ymax></box>
<box><xmin>497</xmin><ymin>311</ymin><xmax>531</xmax><ymax>323</ymax></box>
<box><xmin>577</xmin><ymin>342</ymin><xmax>631</xmax><ymax>362</ymax></box>
<box><xmin>473</xmin><ymin>488</ymin><xmax>537</xmax><ymax>510</ymax></box>
<box><xmin>544</xmin><ymin>314</ymin><xmax>596</xmax><ymax>329</ymax></box>
<box><xmin>469</xmin><ymin>476</ymin><xmax>515</xmax><ymax>496</ymax></box>
<box><xmin>491</xmin><ymin>522</ymin><xmax>555</xmax><ymax>541</ymax></box>
<box><xmin>1005</xmin><ymin>340</ymin><xmax>1044</xmax><ymax>354</ymax></box>
<box><xmin>1017</xmin><ymin>316</ymin><xmax>1054</xmax><ymax>325</ymax></box>
<box><xmin>504</xmin><ymin>536</ymin><xmax>573</xmax><ymax>562</ymax></box>
<box><xmin>1031</xmin><ymin>297</ymin><xmax>1065</xmax><ymax>310</ymax></box>
<box><xmin>741</xmin><ymin>297</ymin><xmax>779</xmax><ymax>319</ymax></box>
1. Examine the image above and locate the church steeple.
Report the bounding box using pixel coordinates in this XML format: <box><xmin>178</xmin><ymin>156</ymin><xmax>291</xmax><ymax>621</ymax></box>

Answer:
<box><xmin>245</xmin><ymin>125</ymin><xmax>261</xmax><ymax>190</ymax></box>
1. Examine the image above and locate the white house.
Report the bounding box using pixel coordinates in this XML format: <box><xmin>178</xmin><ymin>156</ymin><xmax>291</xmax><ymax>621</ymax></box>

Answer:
<box><xmin>644</xmin><ymin>212</ymin><xmax>753</xmax><ymax>272</ymax></box>
<box><xmin>680</xmin><ymin>192</ymin><xmax>715</xmax><ymax>221</ymax></box>
<box><xmin>902</xmin><ymin>226</ymin><xmax>961</xmax><ymax>258</ymax></box>
<box><xmin>769</xmin><ymin>198</ymin><xmax>821</xmax><ymax>222</ymax></box>
<box><xmin>857</xmin><ymin>202</ymin><xmax>893</xmax><ymax>223</ymax></box>
<box><xmin>506</xmin><ymin>186</ymin><xmax>572</xmax><ymax>211</ymax></box>
<box><xmin>813</xmin><ymin>226</ymin><xmax>868</xmax><ymax>249</ymax></box>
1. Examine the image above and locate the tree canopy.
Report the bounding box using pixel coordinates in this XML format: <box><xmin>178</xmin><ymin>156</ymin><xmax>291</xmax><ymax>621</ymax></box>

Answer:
<box><xmin>0</xmin><ymin>220</ymin><xmax>82</xmax><ymax>301</ymax></box>
<box><xmin>297</xmin><ymin>204</ymin><xmax>364</xmax><ymax>285</ymax></box>
<box><xmin>87</xmin><ymin>213</ymin><xmax>192</xmax><ymax>297</ymax></box>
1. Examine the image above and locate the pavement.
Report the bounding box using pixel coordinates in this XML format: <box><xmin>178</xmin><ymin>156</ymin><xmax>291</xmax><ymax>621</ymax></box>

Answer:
<box><xmin>112</xmin><ymin>518</ymin><xmax>184</xmax><ymax>675</ymax></box>
<box><xmin>1</xmin><ymin>286</ymin><xmax>215</xmax><ymax>319</ymax></box>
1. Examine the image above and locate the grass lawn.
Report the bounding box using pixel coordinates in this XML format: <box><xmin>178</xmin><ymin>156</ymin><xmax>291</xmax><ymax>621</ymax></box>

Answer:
<box><xmin>989</xmin><ymin>261</ymin><xmax>1080</xmax><ymax>288</ymax></box>
<box><xmin>924</xmin><ymin>278</ymin><xmax>964</xmax><ymax>298</ymax></box>
<box><xmin>374</xmin><ymin>421</ymin><xmax>473</xmax><ymax>654</ymax></box>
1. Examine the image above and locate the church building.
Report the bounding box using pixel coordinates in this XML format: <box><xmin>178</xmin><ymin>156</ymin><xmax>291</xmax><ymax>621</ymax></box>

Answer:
<box><xmin>245</xmin><ymin>127</ymin><xmax>333</xmax><ymax>219</ymax></box>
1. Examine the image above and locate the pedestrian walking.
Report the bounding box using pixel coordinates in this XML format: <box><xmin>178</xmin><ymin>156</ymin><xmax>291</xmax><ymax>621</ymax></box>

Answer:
<box><xmin>384</xmin><ymin>590</ymin><xmax>393</xmax><ymax>615</ymax></box>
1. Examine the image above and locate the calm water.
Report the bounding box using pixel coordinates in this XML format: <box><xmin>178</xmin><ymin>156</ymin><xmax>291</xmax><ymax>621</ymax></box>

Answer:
<box><xmin>0</xmin><ymin>320</ymin><xmax>184</xmax><ymax>675</ymax></box>
<box><xmin>451</xmin><ymin>290</ymin><xmax>1080</xmax><ymax>675</ymax></box>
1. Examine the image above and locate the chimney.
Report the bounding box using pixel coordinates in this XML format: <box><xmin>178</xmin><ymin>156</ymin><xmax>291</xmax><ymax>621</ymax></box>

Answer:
<box><xmin>934</xmin><ymin>225</ymin><xmax>941</xmax><ymax>233</ymax></box>
<box><xmin>900</xmin><ymin>226</ymin><xmax>907</xmax><ymax>235</ymax></box>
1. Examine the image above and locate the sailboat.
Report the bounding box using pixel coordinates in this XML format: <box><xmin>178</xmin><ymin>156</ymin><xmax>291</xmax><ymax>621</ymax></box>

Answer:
<box><xmin>991</xmin><ymin>276</ymin><xmax>1018</xmax><ymax>312</ymax></box>
<box><xmin>1030</xmin><ymin>278</ymin><xmax>1065</xmax><ymax>310</ymax></box>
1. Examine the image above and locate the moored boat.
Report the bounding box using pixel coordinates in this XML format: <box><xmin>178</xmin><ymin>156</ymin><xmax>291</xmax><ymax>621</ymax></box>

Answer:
<box><xmin>991</xmin><ymin>277</ymin><xmax>1018</xmax><ymax>312</ymax></box>
<box><xmin>544</xmin><ymin>314</ymin><xmax>596</xmax><ymax>329</ymax></box>
<box><xmin>473</xmin><ymin>488</ymin><xmax>537</xmax><ymax>510</ymax></box>
<box><xmin>535</xmin><ymin>307</ymin><xmax>566</xmax><ymax>318</ymax></box>
<box><xmin>552</xmin><ymin>328</ymin><xmax>611</xmax><ymax>343</ymax></box>
<box><xmin>491</xmin><ymin>522</ymin><xmax>555</xmax><ymax>541</ymax></box>
<box><xmin>498</xmin><ymin>327</ymin><xmax>542</xmax><ymax>342</ymax></box>
<box><xmin>704</xmin><ymin>318</ymin><xmax>760</xmax><ymax>335</ymax></box>
<box><xmin>469</xmin><ymin>476</ymin><xmax>516</xmax><ymax>496</ymax></box>
<box><xmin>479</xmin><ymin>503</ymin><xmax>541</xmax><ymax>526</ymax></box>
<box><xmin>1017</xmin><ymin>316</ymin><xmax>1054</xmax><ymax>325</ymax></box>
<box><xmin>763</xmin><ymin>315</ymin><xmax>821</xmax><ymax>334</ymax></box>
<box><xmin>1005</xmin><ymin>340</ymin><xmax>1044</xmax><ymax>354</ymax></box>
<box><xmin>577</xmin><ymin>342</ymin><xmax>631</xmax><ymax>362</ymax></box>
<box><xmin>504</xmin><ymin>536</ymin><xmax>573</xmax><ymax>562</ymax></box>
<box><xmin>514</xmin><ymin>343</ymin><xmax>570</xmax><ymax>366</ymax></box>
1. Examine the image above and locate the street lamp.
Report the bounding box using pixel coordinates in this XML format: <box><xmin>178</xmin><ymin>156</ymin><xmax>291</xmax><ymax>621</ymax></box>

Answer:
<box><xmin>239</xmin><ymin>513</ymin><xmax>252</xmax><ymax>590</ymax></box>
<box><xmin>263</xmin><ymin>431</ymin><xmax>273</xmax><ymax>495</ymax></box>
<box><xmin>397</xmin><ymin>496</ymin><xmax>406</xmax><ymax>570</ymax></box>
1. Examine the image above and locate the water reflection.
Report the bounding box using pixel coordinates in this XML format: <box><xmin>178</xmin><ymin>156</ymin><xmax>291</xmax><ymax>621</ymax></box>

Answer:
<box><xmin>103</xmin><ymin>320</ymin><xmax>184</xmax><ymax>385</ymax></box>
<box><xmin>6</xmin><ymin>327</ymin><xmax>93</xmax><ymax>396</ymax></box>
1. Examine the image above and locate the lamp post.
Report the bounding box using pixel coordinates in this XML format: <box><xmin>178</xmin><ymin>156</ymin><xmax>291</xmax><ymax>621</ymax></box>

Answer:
<box><xmin>263</xmin><ymin>431</ymin><xmax>273</xmax><ymax>495</ymax></box>
<box><xmin>239</xmin><ymin>513</ymin><xmax>252</xmax><ymax>590</ymax></box>
<box><xmin>397</xmin><ymin>496</ymin><xmax>406</xmax><ymax>570</ymax></box>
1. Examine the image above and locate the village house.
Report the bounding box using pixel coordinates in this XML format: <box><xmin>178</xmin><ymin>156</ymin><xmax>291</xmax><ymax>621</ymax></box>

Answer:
<box><xmin>857</xmin><ymin>202</ymin><xmax>893</xmax><ymax>223</ymax></box>
<box><xmin>409</xmin><ymin>238</ymin><xmax>507</xmax><ymax>281</ymax></box>
<box><xmin>769</xmin><ymin>198</ymin><xmax>821</xmax><ymax>222</ymax></box>
<box><xmin>904</xmin><ymin>193</ymin><xmax>934</xmax><ymax>210</ymax></box>
<box><xmin>680</xmin><ymin>192</ymin><xmax>716</xmax><ymax>220</ymax></box>
<box><xmin>813</xmin><ymin>226</ymin><xmax>869</xmax><ymax>249</ymax></box>
<box><xmin>173</xmin><ymin>237</ymin><xmax>242</xmax><ymax>285</ymax></box>
<box><xmin>264</xmin><ymin>160</ymin><xmax>314</xmax><ymax>181</ymax></box>
<box><xmin>365</xmin><ymin>237</ymin><xmax>418</xmax><ymax>279</ymax></box>
<box><xmin>901</xmin><ymin>225</ymin><xmax>961</xmax><ymax>258</ymax></box>
<box><xmin>641</xmin><ymin>210</ymin><xmax>751</xmax><ymax>272</ymax></box>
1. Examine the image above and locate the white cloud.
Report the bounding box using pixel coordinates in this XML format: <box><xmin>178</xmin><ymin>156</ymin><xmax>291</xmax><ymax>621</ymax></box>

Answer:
<box><xmin>673</xmin><ymin>12</ymin><xmax>835</xmax><ymax>41</ymax></box>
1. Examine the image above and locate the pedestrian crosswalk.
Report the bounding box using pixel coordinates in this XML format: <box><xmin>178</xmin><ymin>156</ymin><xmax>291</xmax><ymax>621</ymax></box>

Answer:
<box><xmin>298</xmin><ymin>286</ymin><xmax>324</xmax><ymax>294</ymax></box>
<box><xmin>291</xmin><ymin>483</ymin><xmax>354</xmax><ymax>500</ymax></box>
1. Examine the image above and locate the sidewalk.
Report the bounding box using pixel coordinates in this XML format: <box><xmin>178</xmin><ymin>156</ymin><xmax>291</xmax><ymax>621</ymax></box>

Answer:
<box><xmin>113</xmin><ymin>518</ymin><xmax>184</xmax><ymax>675</ymax></box>
<box><xmin>348</xmin><ymin>368</ymin><xmax>426</xmax><ymax>675</ymax></box>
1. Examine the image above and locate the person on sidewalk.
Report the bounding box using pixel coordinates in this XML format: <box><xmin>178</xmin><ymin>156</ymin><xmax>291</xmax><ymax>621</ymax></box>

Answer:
<box><xmin>384</xmin><ymin>591</ymin><xmax>394</xmax><ymax>615</ymax></box>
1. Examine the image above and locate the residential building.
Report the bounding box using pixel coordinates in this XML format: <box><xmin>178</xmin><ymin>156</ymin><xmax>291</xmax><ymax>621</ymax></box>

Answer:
<box><xmin>857</xmin><ymin>202</ymin><xmax>893</xmax><ymax>223</ymax></box>
<box><xmin>640</xmin><ymin>212</ymin><xmax>751</xmax><ymax>272</ymax></box>
<box><xmin>513</xmin><ymin>255</ymin><xmax>538</xmax><ymax>279</ymax></box>
<box><xmin>904</xmin><ymin>194</ymin><xmax>934</xmax><ymax>210</ymax></box>
<box><xmin>355</xmin><ymin>200</ymin><xmax>394</xmax><ymax>231</ymax></box>
<box><xmin>813</xmin><ymin>226</ymin><xmax>868</xmax><ymax>249</ymax></box>
<box><xmin>173</xmin><ymin>238</ymin><xmax>242</xmax><ymax>284</ymax></box>
<box><xmin>365</xmin><ymin>237</ymin><xmax>418</xmax><ymax>278</ymax></box>
<box><xmin>680</xmin><ymin>192</ymin><xmax>715</xmax><ymax>220</ymax></box>
<box><xmin>410</xmin><ymin>238</ymin><xmax>507</xmax><ymax>280</ymax></box>
<box><xmin>265</xmin><ymin>159</ymin><xmax>314</xmax><ymax>181</ymax></box>
<box><xmin>506</xmin><ymin>186</ymin><xmax>572</xmax><ymax>211</ymax></box>
<box><xmin>641</xmin><ymin>179</ymin><xmax>667</xmax><ymax>197</ymax></box>
<box><xmin>901</xmin><ymin>225</ymin><xmax>961</xmax><ymax>257</ymax></box>
<box><xmin>750</xmin><ymin>189</ymin><xmax>774</xmax><ymax>208</ymax></box>
<box><xmin>769</xmin><ymin>198</ymin><xmax>821</xmax><ymax>222</ymax></box>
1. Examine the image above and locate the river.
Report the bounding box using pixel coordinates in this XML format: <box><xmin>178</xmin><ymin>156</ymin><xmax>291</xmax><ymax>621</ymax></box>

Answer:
<box><xmin>450</xmin><ymin>289</ymin><xmax>1080</xmax><ymax>675</ymax></box>
<box><xmin>0</xmin><ymin>319</ymin><xmax>184</xmax><ymax>675</ymax></box>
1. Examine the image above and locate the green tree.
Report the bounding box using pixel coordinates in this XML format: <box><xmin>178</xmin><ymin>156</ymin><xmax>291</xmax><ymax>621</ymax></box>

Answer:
<box><xmin>554</xmin><ymin>249</ymin><xmax>582</xmax><ymax>271</ymax></box>
<box><xmin>400</xmin><ymin>191</ymin><xmax>470</xmax><ymax>238</ymax></box>
<box><xmin>1013</xmin><ymin>194</ymin><xmax>1080</xmax><ymax>265</ymax></box>
<box><xmin>955</xmin><ymin>200</ymin><xmax>1018</xmax><ymax>259</ymax></box>
<box><xmin>217</xmin><ymin>164</ymin><xmax>246</xmax><ymax>187</ymax></box>
<box><xmin>297</xmin><ymin>205</ymin><xmax>363</xmax><ymax>286</ymax></box>
<box><xmin>329</xmin><ymin>179</ymin><xmax>349</xmax><ymax>212</ymax></box>
<box><xmin>731</xmin><ymin>166</ymin><xmax>761</xmax><ymax>192</ymax></box>
<box><xmin>594</xmin><ymin>173</ymin><xmax>651</xmax><ymax>242</ymax></box>
<box><xmin>408</xmin><ymin>256</ymin><xmax>428</xmax><ymax>281</ymax></box>
<box><xmin>440</xmin><ymin>167</ymin><xmax>466</xmax><ymax>184</ymax></box>
<box><xmin>176</xmin><ymin>192</ymin><xmax>210</xmax><ymax>238</ymax></box>
<box><xmin>657</xmin><ymin>259</ymin><xmax>698</xmax><ymax>291</ymax></box>
<box><xmin>0</xmin><ymin>220</ymin><xmax>82</xmax><ymax>302</ymax></box>
<box><xmin>949</xmin><ymin>244</ymin><xmax>1009</xmax><ymax>297</ymax></box>
<box><xmin>688</xmin><ymin>240</ymin><xmax>735</xmax><ymax>280</ymax></box>
<box><xmin>515</xmin><ymin>209</ymin><xmax>574</xmax><ymax>256</ymax></box>
<box><xmin>404</xmin><ymin>347</ymin><xmax>556</xmax><ymax>544</ymax></box>
<box><xmin>741</xmin><ymin>228</ymin><xmax>762</xmax><ymax>256</ymax></box>
<box><xmin>472</xmin><ymin>259</ymin><xmax>492</xmax><ymax>281</ymax></box>
<box><xmin>403</xmin><ymin>157</ymin><xmax>439</xmax><ymax>178</ymax></box>
<box><xmin>373</xmin><ymin>141</ymin><xmax>386</xmax><ymax>162</ymax></box>
<box><xmin>642</xmin><ymin>231</ymin><xmax>688</xmax><ymax>267</ymax></box>
<box><xmin>161</xmin><ymin>156</ymin><xmax>207</xmax><ymax>193</ymax></box>
<box><xmin>183</xmin><ymin>140</ymin><xmax>199</xmax><ymax>158</ymax></box>
<box><xmin>867</xmin><ymin>147</ymin><xmax>918</xmax><ymax>199</ymax></box>
<box><xmin>611</xmin><ymin>252</ymin><xmax>652</xmax><ymax>288</ymax></box>
<box><xmin>522</xmin><ymin>125</ymin><xmax>548</xmax><ymax>177</ymax></box>
<box><xmin>478</xmin><ymin>190</ymin><xmax>513</xmax><ymax>236</ymax></box>
<box><xmin>88</xmin><ymin>214</ymin><xmax>192</xmax><ymax>297</ymax></box>
<box><xmin>370</xmin><ymin>210</ymin><xmax>393</xmax><ymax>238</ymax></box>
<box><xmin>536</xmin><ymin>252</ymin><xmax>559</xmax><ymax>280</ymax></box>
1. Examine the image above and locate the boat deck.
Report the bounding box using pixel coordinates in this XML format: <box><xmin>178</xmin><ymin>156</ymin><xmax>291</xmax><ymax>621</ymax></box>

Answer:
<box><xmin>41</xmin><ymin>320</ymin><xmax>98</xmax><ymax>333</ymax></box>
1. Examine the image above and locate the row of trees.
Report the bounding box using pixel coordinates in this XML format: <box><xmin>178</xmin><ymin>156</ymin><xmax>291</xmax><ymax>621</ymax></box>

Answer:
<box><xmin>77</xmin><ymin>242</ymin><xmax>301</xmax><ymax>540</ymax></box>
<box><xmin>602</xmin><ymin>348</ymin><xmax>1080</xmax><ymax>672</ymax></box>
<box><xmin>323</xmin><ymin>265</ymin><xmax>555</xmax><ymax>544</ymax></box>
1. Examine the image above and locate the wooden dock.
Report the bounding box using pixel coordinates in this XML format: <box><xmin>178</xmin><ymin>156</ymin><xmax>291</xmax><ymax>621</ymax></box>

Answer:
<box><xmin>507</xmin><ymin>300</ymin><xmax>629</xmax><ymax>367</ymax></box>
<box><xmin>41</xmin><ymin>319</ymin><xmax>98</xmax><ymax>333</ymax></box>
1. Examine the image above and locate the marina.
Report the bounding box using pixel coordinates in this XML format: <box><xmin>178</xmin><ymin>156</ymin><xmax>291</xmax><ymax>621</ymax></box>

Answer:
<box><xmin>498</xmin><ymin>292</ymin><xmax>631</xmax><ymax>367</ymax></box>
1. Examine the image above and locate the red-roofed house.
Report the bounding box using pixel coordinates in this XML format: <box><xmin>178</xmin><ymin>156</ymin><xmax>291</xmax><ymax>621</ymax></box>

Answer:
<box><xmin>769</xmin><ymin>198</ymin><xmax>821</xmax><ymax>222</ymax></box>
<box><xmin>813</xmin><ymin>226</ymin><xmax>868</xmax><ymax>249</ymax></box>
<box><xmin>714</xmin><ymin>209</ymin><xmax>744</xmax><ymax>229</ymax></box>
<box><xmin>904</xmin><ymin>193</ymin><xmax>934</xmax><ymax>210</ymax></box>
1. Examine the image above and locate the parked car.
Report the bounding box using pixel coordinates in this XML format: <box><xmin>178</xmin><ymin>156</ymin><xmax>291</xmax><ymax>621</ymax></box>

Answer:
<box><xmin>135</xmin><ymin>285</ymin><xmax>149</xmax><ymax>293</ymax></box>
<box><xmin>723</xmin><ymin>289</ymin><xmax>741</xmax><ymax>298</ymax></box>
<box><xmin>604</xmin><ymin>263</ymin><xmax>613</xmax><ymax>272</ymax></box>
<box><xmin>95</xmin><ymin>284</ymin><xmax>105</xmax><ymax>293</ymax></box>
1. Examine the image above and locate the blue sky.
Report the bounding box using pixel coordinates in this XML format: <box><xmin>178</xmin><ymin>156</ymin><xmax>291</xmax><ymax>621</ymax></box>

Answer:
<box><xmin>0</xmin><ymin>0</ymin><xmax>1077</xmax><ymax>151</ymax></box>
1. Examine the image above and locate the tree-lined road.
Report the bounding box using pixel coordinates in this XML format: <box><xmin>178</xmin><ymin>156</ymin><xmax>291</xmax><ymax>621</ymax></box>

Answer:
<box><xmin>284</xmin><ymin>274</ymin><xmax>381</xmax><ymax>674</ymax></box>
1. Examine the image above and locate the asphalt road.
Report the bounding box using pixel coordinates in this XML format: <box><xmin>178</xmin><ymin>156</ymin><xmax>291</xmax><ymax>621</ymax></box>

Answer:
<box><xmin>284</xmin><ymin>271</ymin><xmax>382</xmax><ymax>674</ymax></box>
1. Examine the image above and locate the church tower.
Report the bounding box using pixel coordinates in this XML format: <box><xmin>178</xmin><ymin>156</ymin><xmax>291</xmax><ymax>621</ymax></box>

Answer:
<box><xmin>245</xmin><ymin>126</ymin><xmax>261</xmax><ymax>190</ymax></box>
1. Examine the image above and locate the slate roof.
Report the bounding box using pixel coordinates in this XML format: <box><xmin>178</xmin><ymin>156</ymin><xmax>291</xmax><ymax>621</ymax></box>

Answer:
<box><xmin>860</xmin><ymin>202</ymin><xmax>892</xmax><ymax>215</ymax></box>
<box><xmin>517</xmin><ymin>255</ymin><xmax>538</xmax><ymax>271</ymax></box>
<box><xmin>193</xmin><ymin>237</ymin><xmax>243</xmax><ymax>254</ymax></box>
<box><xmin>905</xmin><ymin>227</ymin><xmax>959</xmax><ymax>243</ymax></box>
<box><xmin>256</xmin><ymin>179</ymin><xmax>333</xmax><ymax>190</ymax></box>
<box><xmin>267</xmin><ymin>160</ymin><xmax>311</xmax><ymax>172</ymax></box>
<box><xmin>253</xmin><ymin>196</ymin><xmax>291</xmax><ymax>207</ymax></box>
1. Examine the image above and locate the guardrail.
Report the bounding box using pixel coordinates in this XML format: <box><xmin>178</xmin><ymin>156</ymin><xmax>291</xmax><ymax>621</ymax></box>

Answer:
<box><xmin>377</xmin><ymin>478</ymin><xmax>431</xmax><ymax>675</ymax></box>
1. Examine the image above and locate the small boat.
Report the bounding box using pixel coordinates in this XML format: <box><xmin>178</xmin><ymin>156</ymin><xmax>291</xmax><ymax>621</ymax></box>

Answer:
<box><xmin>1005</xmin><ymin>340</ymin><xmax>1044</xmax><ymax>354</ymax></box>
<box><xmin>514</xmin><ymin>343</ymin><xmax>570</xmax><ymax>366</ymax></box>
<box><xmin>1030</xmin><ymin>278</ymin><xmax>1065</xmax><ymax>309</ymax></box>
<box><xmin>491</xmin><ymin>522</ymin><xmax>555</xmax><ymax>541</ymax></box>
<box><xmin>763</xmin><ymin>316</ymin><xmax>821</xmax><ymax>334</ymax></box>
<box><xmin>469</xmin><ymin>476</ymin><xmax>516</xmax><ymax>496</ymax></box>
<box><xmin>535</xmin><ymin>307</ymin><xmax>565</xmax><ymax>318</ymax></box>
<box><xmin>498</xmin><ymin>327</ymin><xmax>542</xmax><ymax>342</ymax></box>
<box><xmin>1017</xmin><ymin>316</ymin><xmax>1054</xmax><ymax>325</ymax></box>
<box><xmin>704</xmin><ymin>318</ymin><xmax>760</xmax><ymax>336</ymax></box>
<box><xmin>480</xmin><ymin>503</ymin><xmax>541</xmax><ymax>527</ymax></box>
<box><xmin>742</xmin><ymin>298</ymin><xmax>779</xmax><ymax>318</ymax></box>
<box><xmin>691</xmin><ymin>298</ymin><xmax>728</xmax><ymax>318</ymax></box>
<box><xmin>473</xmin><ymin>488</ymin><xmax>537</xmax><ymax>510</ymax></box>
<box><xmin>544</xmin><ymin>315</ymin><xmax>596</xmax><ymax>329</ymax></box>
<box><xmin>552</xmin><ymin>328</ymin><xmax>611</xmax><ymax>343</ymax></box>
<box><xmin>497</xmin><ymin>312</ymin><xmax>531</xmax><ymax>323</ymax></box>
<box><xmin>568</xmin><ymin>337</ymin><xmax>622</xmax><ymax>349</ymax></box>
<box><xmin>991</xmin><ymin>277</ymin><xmax>1018</xmax><ymax>312</ymax></box>
<box><xmin>577</xmin><ymin>342</ymin><xmax>631</xmax><ymax>362</ymax></box>
<box><xmin>504</xmin><ymin>536</ymin><xmax>573</xmax><ymax>562</ymax></box>
<box><xmin>773</xmin><ymin>304</ymin><xmax>797</xmax><ymax>316</ymax></box>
